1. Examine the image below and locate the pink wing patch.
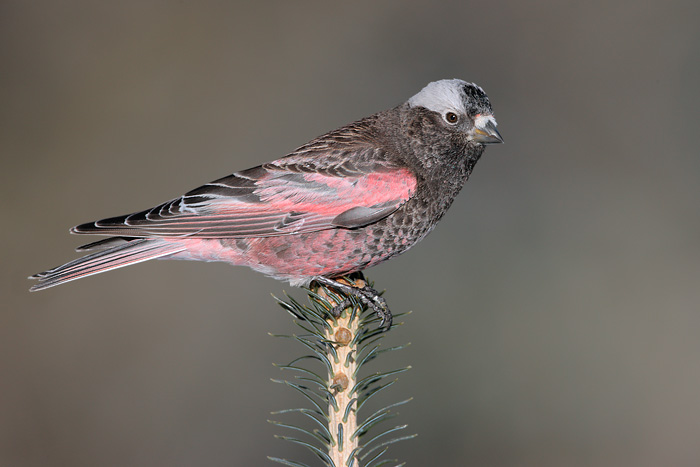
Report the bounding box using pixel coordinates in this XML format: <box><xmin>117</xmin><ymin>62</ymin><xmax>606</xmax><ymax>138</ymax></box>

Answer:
<box><xmin>254</xmin><ymin>169</ymin><xmax>416</xmax><ymax>215</ymax></box>
<box><xmin>74</xmin><ymin>166</ymin><xmax>417</xmax><ymax>238</ymax></box>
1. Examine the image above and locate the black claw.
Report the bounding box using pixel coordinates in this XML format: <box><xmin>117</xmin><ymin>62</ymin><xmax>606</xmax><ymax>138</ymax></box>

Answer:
<box><xmin>314</xmin><ymin>276</ymin><xmax>393</xmax><ymax>331</ymax></box>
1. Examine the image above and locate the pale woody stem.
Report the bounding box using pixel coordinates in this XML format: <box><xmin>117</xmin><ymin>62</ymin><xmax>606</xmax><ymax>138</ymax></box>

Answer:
<box><xmin>318</xmin><ymin>279</ymin><xmax>364</xmax><ymax>467</ymax></box>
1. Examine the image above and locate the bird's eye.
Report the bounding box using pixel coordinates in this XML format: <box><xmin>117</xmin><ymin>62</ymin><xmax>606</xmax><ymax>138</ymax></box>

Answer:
<box><xmin>444</xmin><ymin>112</ymin><xmax>459</xmax><ymax>124</ymax></box>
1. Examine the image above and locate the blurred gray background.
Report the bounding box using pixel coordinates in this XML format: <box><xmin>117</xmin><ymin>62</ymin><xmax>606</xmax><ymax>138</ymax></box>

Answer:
<box><xmin>2</xmin><ymin>1</ymin><xmax>699</xmax><ymax>466</ymax></box>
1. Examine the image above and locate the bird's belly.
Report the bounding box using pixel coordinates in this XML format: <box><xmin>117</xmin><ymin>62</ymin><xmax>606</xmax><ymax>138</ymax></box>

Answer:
<box><xmin>168</xmin><ymin>215</ymin><xmax>433</xmax><ymax>284</ymax></box>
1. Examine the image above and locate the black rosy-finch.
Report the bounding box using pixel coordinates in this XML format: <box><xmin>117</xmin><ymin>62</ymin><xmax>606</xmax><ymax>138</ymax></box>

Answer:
<box><xmin>30</xmin><ymin>79</ymin><xmax>503</xmax><ymax>328</ymax></box>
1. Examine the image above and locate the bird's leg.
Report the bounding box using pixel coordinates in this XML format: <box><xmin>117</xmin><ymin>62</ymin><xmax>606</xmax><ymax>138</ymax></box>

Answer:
<box><xmin>313</xmin><ymin>276</ymin><xmax>392</xmax><ymax>331</ymax></box>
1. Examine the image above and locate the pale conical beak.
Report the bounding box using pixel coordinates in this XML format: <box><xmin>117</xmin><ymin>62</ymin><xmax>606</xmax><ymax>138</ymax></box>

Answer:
<box><xmin>470</xmin><ymin>115</ymin><xmax>504</xmax><ymax>144</ymax></box>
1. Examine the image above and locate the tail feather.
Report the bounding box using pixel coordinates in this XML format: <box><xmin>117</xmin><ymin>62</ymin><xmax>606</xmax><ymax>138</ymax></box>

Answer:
<box><xmin>29</xmin><ymin>239</ymin><xmax>186</xmax><ymax>291</ymax></box>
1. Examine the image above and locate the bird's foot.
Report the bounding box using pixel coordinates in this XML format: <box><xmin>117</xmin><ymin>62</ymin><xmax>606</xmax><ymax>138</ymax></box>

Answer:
<box><xmin>313</xmin><ymin>276</ymin><xmax>392</xmax><ymax>331</ymax></box>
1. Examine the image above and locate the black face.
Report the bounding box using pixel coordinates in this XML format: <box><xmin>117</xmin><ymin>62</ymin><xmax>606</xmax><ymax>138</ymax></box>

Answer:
<box><xmin>462</xmin><ymin>83</ymin><xmax>493</xmax><ymax>118</ymax></box>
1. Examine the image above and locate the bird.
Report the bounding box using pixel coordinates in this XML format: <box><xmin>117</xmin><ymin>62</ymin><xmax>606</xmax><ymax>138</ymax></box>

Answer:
<box><xmin>29</xmin><ymin>79</ymin><xmax>503</xmax><ymax>329</ymax></box>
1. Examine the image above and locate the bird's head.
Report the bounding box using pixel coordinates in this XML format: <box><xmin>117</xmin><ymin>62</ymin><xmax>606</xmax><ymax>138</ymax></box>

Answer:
<box><xmin>407</xmin><ymin>79</ymin><xmax>503</xmax><ymax>145</ymax></box>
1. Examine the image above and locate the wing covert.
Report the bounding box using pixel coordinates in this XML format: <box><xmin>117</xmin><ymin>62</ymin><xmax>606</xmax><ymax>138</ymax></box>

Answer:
<box><xmin>73</xmin><ymin>154</ymin><xmax>417</xmax><ymax>239</ymax></box>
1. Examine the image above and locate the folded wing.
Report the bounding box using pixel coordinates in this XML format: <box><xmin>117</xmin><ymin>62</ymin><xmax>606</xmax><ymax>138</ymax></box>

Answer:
<box><xmin>73</xmin><ymin>153</ymin><xmax>417</xmax><ymax>239</ymax></box>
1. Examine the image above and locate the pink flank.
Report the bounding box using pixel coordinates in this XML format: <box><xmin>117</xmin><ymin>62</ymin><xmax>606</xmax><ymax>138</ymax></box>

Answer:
<box><xmin>167</xmin><ymin>224</ymin><xmax>401</xmax><ymax>286</ymax></box>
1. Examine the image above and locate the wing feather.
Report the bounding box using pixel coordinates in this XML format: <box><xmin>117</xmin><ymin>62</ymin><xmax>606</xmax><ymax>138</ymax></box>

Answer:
<box><xmin>73</xmin><ymin>122</ymin><xmax>417</xmax><ymax>239</ymax></box>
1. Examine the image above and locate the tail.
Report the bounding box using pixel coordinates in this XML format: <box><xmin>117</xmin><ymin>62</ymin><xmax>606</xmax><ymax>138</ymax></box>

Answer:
<box><xmin>29</xmin><ymin>238</ymin><xmax>186</xmax><ymax>291</ymax></box>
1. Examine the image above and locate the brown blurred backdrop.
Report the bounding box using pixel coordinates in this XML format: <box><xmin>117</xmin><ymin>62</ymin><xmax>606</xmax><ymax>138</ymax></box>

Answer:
<box><xmin>2</xmin><ymin>1</ymin><xmax>700</xmax><ymax>466</ymax></box>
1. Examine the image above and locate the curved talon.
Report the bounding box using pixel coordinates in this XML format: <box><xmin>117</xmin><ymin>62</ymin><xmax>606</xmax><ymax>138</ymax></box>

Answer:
<box><xmin>360</xmin><ymin>287</ymin><xmax>391</xmax><ymax>329</ymax></box>
<box><xmin>314</xmin><ymin>276</ymin><xmax>393</xmax><ymax>331</ymax></box>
